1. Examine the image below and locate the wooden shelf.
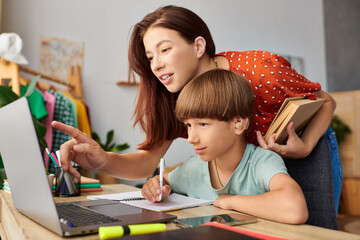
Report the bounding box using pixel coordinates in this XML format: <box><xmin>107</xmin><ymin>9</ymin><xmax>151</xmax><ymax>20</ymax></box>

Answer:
<box><xmin>116</xmin><ymin>81</ymin><xmax>138</xmax><ymax>86</ymax></box>
<box><xmin>117</xmin><ymin>69</ymin><xmax>139</xmax><ymax>86</ymax></box>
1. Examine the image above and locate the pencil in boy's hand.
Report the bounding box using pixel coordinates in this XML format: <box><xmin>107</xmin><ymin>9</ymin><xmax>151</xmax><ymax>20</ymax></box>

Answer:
<box><xmin>159</xmin><ymin>158</ymin><xmax>165</xmax><ymax>201</ymax></box>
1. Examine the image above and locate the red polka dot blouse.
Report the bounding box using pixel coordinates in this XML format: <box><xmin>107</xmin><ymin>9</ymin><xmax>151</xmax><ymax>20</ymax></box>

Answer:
<box><xmin>216</xmin><ymin>50</ymin><xmax>322</xmax><ymax>145</ymax></box>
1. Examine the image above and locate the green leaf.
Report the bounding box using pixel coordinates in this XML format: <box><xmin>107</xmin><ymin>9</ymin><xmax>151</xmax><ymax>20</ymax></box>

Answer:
<box><xmin>38</xmin><ymin>138</ymin><xmax>48</xmax><ymax>151</ymax></box>
<box><xmin>112</xmin><ymin>143</ymin><xmax>130</xmax><ymax>152</ymax></box>
<box><xmin>94</xmin><ymin>139</ymin><xmax>102</xmax><ymax>147</ymax></box>
<box><xmin>33</xmin><ymin>116</ymin><xmax>47</xmax><ymax>138</ymax></box>
<box><xmin>105</xmin><ymin>130</ymin><xmax>114</xmax><ymax>148</ymax></box>
<box><xmin>108</xmin><ymin>143</ymin><xmax>115</xmax><ymax>150</ymax></box>
<box><xmin>32</xmin><ymin>115</ymin><xmax>48</xmax><ymax>150</ymax></box>
<box><xmin>0</xmin><ymin>86</ymin><xmax>19</xmax><ymax>106</ymax></box>
<box><xmin>24</xmin><ymin>75</ymin><xmax>40</xmax><ymax>97</ymax></box>
<box><xmin>0</xmin><ymin>154</ymin><xmax>4</xmax><ymax>168</ymax></box>
<box><xmin>330</xmin><ymin>115</ymin><xmax>351</xmax><ymax>144</ymax></box>
<box><xmin>92</xmin><ymin>130</ymin><xmax>130</xmax><ymax>152</ymax></box>
<box><xmin>92</xmin><ymin>132</ymin><xmax>107</xmax><ymax>149</ymax></box>
<box><xmin>92</xmin><ymin>132</ymin><xmax>101</xmax><ymax>142</ymax></box>
<box><xmin>99</xmin><ymin>142</ymin><xmax>106</xmax><ymax>150</ymax></box>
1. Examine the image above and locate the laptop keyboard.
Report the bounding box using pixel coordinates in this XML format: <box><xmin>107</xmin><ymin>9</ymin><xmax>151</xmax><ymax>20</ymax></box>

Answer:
<box><xmin>56</xmin><ymin>203</ymin><xmax>119</xmax><ymax>227</ymax></box>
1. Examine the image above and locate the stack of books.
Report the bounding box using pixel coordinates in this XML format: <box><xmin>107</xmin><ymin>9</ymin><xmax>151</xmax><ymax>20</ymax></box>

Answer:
<box><xmin>2</xmin><ymin>176</ymin><xmax>103</xmax><ymax>194</ymax></box>
<box><xmin>2</xmin><ymin>179</ymin><xmax>11</xmax><ymax>194</ymax></box>
<box><xmin>264</xmin><ymin>97</ymin><xmax>325</xmax><ymax>144</ymax></box>
<box><xmin>51</xmin><ymin>176</ymin><xmax>103</xmax><ymax>193</ymax></box>
<box><xmin>78</xmin><ymin>176</ymin><xmax>103</xmax><ymax>193</ymax></box>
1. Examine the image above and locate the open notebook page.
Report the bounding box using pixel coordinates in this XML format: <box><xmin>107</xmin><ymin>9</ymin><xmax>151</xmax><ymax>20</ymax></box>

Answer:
<box><xmin>87</xmin><ymin>191</ymin><xmax>213</xmax><ymax>212</ymax></box>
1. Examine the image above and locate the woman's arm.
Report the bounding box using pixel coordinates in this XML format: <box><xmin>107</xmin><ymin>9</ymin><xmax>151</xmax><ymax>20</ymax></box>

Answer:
<box><xmin>51</xmin><ymin>121</ymin><xmax>172</xmax><ymax>179</ymax></box>
<box><xmin>257</xmin><ymin>90</ymin><xmax>336</xmax><ymax>159</ymax></box>
<box><xmin>294</xmin><ymin>90</ymin><xmax>336</xmax><ymax>156</ymax></box>
<box><xmin>104</xmin><ymin>141</ymin><xmax>172</xmax><ymax>179</ymax></box>
<box><xmin>213</xmin><ymin>173</ymin><xmax>308</xmax><ymax>224</ymax></box>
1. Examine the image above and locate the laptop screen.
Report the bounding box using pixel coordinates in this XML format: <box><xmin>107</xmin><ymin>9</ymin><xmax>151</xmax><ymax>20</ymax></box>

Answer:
<box><xmin>0</xmin><ymin>97</ymin><xmax>177</xmax><ymax>237</ymax></box>
<box><xmin>0</xmin><ymin>97</ymin><xmax>63</xmax><ymax>235</ymax></box>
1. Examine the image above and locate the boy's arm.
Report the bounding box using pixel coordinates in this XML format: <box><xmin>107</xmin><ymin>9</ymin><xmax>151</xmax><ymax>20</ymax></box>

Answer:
<box><xmin>213</xmin><ymin>173</ymin><xmax>308</xmax><ymax>224</ymax></box>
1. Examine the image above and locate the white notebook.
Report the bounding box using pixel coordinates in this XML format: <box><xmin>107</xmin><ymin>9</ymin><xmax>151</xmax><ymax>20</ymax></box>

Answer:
<box><xmin>87</xmin><ymin>191</ymin><xmax>213</xmax><ymax>212</ymax></box>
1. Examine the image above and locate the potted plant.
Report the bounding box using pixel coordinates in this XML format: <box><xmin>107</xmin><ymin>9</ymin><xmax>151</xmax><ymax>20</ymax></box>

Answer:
<box><xmin>91</xmin><ymin>130</ymin><xmax>130</xmax><ymax>183</ymax></box>
<box><xmin>330</xmin><ymin>115</ymin><xmax>351</xmax><ymax>144</ymax></box>
<box><xmin>92</xmin><ymin>130</ymin><xmax>130</xmax><ymax>153</ymax></box>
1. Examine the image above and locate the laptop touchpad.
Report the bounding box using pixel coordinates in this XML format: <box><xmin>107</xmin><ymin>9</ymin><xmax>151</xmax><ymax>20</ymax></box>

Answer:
<box><xmin>89</xmin><ymin>202</ymin><xmax>143</xmax><ymax>217</ymax></box>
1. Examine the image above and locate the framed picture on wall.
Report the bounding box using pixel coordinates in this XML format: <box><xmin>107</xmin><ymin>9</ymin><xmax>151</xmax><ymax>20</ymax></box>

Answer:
<box><xmin>40</xmin><ymin>36</ymin><xmax>84</xmax><ymax>81</ymax></box>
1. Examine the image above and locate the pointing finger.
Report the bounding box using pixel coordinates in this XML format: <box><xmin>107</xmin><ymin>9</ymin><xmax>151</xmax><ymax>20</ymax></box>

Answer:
<box><xmin>51</xmin><ymin>121</ymin><xmax>89</xmax><ymax>142</ymax></box>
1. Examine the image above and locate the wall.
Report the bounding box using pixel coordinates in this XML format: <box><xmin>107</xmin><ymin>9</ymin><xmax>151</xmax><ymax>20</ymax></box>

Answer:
<box><xmin>324</xmin><ymin>0</ymin><xmax>360</xmax><ymax>92</ymax></box>
<box><xmin>1</xmin><ymin>0</ymin><xmax>327</xmax><ymax>184</ymax></box>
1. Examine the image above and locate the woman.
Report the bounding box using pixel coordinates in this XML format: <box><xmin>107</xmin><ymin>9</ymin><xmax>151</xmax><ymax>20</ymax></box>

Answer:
<box><xmin>52</xmin><ymin>5</ymin><xmax>340</xmax><ymax>210</ymax></box>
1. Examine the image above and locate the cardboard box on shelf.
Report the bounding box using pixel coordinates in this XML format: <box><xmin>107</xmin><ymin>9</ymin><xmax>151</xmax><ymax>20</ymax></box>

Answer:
<box><xmin>341</xmin><ymin>178</ymin><xmax>360</xmax><ymax>216</ymax></box>
<box><xmin>330</xmin><ymin>90</ymin><xmax>360</xmax><ymax>178</ymax></box>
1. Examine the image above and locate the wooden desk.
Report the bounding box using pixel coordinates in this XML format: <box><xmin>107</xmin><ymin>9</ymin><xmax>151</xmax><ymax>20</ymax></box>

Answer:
<box><xmin>1</xmin><ymin>184</ymin><xmax>359</xmax><ymax>240</ymax></box>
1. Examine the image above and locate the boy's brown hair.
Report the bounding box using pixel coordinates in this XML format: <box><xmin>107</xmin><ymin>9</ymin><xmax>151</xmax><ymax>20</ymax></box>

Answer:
<box><xmin>175</xmin><ymin>69</ymin><xmax>255</xmax><ymax>134</ymax></box>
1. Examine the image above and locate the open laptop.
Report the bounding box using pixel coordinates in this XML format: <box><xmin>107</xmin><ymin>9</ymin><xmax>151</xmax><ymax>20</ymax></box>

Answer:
<box><xmin>0</xmin><ymin>97</ymin><xmax>176</xmax><ymax>237</ymax></box>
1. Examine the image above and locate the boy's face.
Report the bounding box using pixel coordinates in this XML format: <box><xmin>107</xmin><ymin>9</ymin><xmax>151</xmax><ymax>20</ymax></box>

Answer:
<box><xmin>184</xmin><ymin>118</ymin><xmax>240</xmax><ymax>162</ymax></box>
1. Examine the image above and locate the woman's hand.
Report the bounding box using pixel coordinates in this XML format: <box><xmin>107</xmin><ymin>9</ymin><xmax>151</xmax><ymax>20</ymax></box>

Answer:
<box><xmin>257</xmin><ymin>121</ymin><xmax>312</xmax><ymax>159</ymax></box>
<box><xmin>51</xmin><ymin>121</ymin><xmax>108</xmax><ymax>178</ymax></box>
<box><xmin>141</xmin><ymin>175</ymin><xmax>172</xmax><ymax>202</ymax></box>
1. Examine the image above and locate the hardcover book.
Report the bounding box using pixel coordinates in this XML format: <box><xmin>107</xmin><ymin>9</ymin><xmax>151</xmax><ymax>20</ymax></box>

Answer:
<box><xmin>265</xmin><ymin>97</ymin><xmax>325</xmax><ymax>144</ymax></box>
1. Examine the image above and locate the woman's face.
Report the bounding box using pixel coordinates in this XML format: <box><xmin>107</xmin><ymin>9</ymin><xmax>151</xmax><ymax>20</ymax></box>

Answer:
<box><xmin>143</xmin><ymin>27</ymin><xmax>201</xmax><ymax>93</ymax></box>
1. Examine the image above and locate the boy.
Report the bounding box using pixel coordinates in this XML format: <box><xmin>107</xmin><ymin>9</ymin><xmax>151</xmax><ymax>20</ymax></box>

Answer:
<box><xmin>141</xmin><ymin>69</ymin><xmax>308</xmax><ymax>224</ymax></box>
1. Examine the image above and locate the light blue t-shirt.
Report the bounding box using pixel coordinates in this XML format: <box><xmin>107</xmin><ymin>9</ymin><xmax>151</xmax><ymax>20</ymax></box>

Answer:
<box><xmin>168</xmin><ymin>143</ymin><xmax>288</xmax><ymax>201</ymax></box>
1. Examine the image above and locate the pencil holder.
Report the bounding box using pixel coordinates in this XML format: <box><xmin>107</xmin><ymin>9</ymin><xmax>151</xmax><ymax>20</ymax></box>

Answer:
<box><xmin>54</xmin><ymin>166</ymin><xmax>81</xmax><ymax>197</ymax></box>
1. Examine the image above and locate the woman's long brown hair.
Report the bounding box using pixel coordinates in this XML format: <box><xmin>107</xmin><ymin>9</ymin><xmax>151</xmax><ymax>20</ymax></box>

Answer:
<box><xmin>128</xmin><ymin>5</ymin><xmax>216</xmax><ymax>150</ymax></box>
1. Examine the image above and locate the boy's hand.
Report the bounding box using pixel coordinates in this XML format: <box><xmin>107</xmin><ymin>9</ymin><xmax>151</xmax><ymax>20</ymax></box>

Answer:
<box><xmin>214</xmin><ymin>195</ymin><xmax>233</xmax><ymax>210</ymax></box>
<box><xmin>141</xmin><ymin>175</ymin><xmax>172</xmax><ymax>202</ymax></box>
